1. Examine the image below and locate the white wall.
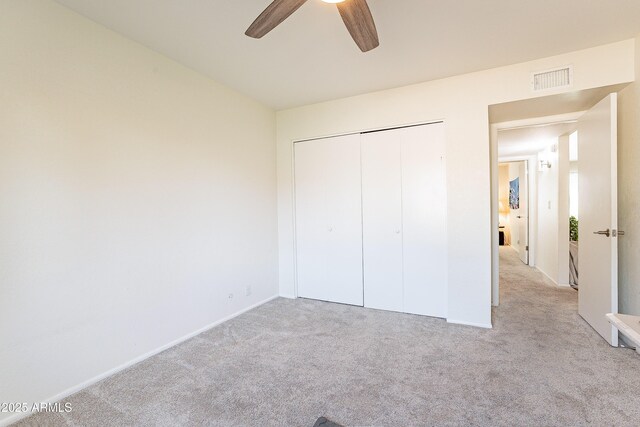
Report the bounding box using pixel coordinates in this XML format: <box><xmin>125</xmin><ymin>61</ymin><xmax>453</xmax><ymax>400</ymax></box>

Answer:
<box><xmin>619</xmin><ymin>33</ymin><xmax>640</xmax><ymax>315</ymax></box>
<box><xmin>536</xmin><ymin>144</ymin><xmax>560</xmax><ymax>283</ymax></box>
<box><xmin>558</xmin><ymin>135</ymin><xmax>571</xmax><ymax>286</ymax></box>
<box><xmin>277</xmin><ymin>39</ymin><xmax>635</xmax><ymax>328</ymax></box>
<box><xmin>0</xmin><ymin>1</ymin><xmax>277</xmax><ymax>423</ymax></box>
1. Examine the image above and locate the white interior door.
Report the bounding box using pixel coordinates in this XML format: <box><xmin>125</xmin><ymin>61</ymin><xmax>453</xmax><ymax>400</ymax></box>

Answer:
<box><xmin>516</xmin><ymin>161</ymin><xmax>529</xmax><ymax>265</ymax></box>
<box><xmin>509</xmin><ymin>161</ymin><xmax>529</xmax><ymax>264</ymax></box>
<box><xmin>401</xmin><ymin>124</ymin><xmax>447</xmax><ymax>317</ymax></box>
<box><xmin>578</xmin><ymin>93</ymin><xmax>618</xmax><ymax>346</ymax></box>
<box><xmin>294</xmin><ymin>134</ymin><xmax>364</xmax><ymax>306</ymax></box>
<box><xmin>510</xmin><ymin>193</ymin><xmax>520</xmax><ymax>253</ymax></box>
<box><xmin>361</xmin><ymin>131</ymin><xmax>403</xmax><ymax>312</ymax></box>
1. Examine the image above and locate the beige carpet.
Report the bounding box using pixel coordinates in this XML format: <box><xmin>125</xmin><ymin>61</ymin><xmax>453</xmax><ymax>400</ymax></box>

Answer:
<box><xmin>15</xmin><ymin>247</ymin><xmax>640</xmax><ymax>426</ymax></box>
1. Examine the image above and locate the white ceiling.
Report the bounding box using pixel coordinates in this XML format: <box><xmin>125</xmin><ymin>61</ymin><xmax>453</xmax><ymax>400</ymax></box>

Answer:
<box><xmin>498</xmin><ymin>122</ymin><xmax>576</xmax><ymax>158</ymax></box>
<box><xmin>54</xmin><ymin>0</ymin><xmax>640</xmax><ymax>110</ymax></box>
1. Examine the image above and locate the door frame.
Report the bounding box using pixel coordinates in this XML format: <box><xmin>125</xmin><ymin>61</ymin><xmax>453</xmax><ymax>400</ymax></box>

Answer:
<box><xmin>490</xmin><ymin>112</ymin><xmax>584</xmax><ymax>306</ymax></box>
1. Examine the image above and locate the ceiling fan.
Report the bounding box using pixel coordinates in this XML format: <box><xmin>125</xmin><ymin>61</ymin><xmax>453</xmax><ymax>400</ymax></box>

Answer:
<box><xmin>245</xmin><ymin>0</ymin><xmax>379</xmax><ymax>52</ymax></box>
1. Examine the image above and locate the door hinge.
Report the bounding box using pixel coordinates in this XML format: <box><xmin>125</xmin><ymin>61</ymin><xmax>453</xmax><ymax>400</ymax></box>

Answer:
<box><xmin>526</xmin><ymin>245</ymin><xmax>529</xmax><ymax>251</ymax></box>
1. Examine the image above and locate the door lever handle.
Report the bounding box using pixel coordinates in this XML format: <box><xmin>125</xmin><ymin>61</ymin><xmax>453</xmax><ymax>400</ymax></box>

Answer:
<box><xmin>594</xmin><ymin>229</ymin><xmax>610</xmax><ymax>237</ymax></box>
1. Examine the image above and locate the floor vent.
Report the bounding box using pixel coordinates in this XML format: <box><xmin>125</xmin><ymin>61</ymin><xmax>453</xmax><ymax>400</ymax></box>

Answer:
<box><xmin>531</xmin><ymin>66</ymin><xmax>572</xmax><ymax>91</ymax></box>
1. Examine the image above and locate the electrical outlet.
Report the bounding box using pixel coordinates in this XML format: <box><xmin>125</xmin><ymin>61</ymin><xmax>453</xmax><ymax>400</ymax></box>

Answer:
<box><xmin>228</xmin><ymin>293</ymin><xmax>234</xmax><ymax>299</ymax></box>
<box><xmin>246</xmin><ymin>286</ymin><xmax>252</xmax><ymax>296</ymax></box>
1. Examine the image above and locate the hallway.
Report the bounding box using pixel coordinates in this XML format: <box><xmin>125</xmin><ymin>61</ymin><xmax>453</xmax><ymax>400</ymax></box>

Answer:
<box><xmin>494</xmin><ymin>246</ymin><xmax>640</xmax><ymax>424</ymax></box>
<box><xmin>496</xmin><ymin>245</ymin><xmax>578</xmax><ymax>330</ymax></box>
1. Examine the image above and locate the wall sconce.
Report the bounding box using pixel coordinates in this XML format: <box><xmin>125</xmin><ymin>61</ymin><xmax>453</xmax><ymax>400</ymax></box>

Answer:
<box><xmin>539</xmin><ymin>160</ymin><xmax>552</xmax><ymax>171</ymax></box>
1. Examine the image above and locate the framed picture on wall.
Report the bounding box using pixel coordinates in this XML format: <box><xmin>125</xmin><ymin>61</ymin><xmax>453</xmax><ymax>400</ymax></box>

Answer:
<box><xmin>509</xmin><ymin>178</ymin><xmax>520</xmax><ymax>209</ymax></box>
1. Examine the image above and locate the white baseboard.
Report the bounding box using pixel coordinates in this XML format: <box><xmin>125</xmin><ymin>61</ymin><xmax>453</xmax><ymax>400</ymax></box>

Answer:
<box><xmin>536</xmin><ymin>267</ymin><xmax>558</xmax><ymax>285</ymax></box>
<box><xmin>279</xmin><ymin>294</ymin><xmax>296</xmax><ymax>299</ymax></box>
<box><xmin>536</xmin><ymin>268</ymin><xmax>573</xmax><ymax>289</ymax></box>
<box><xmin>0</xmin><ymin>295</ymin><xmax>279</xmax><ymax>427</ymax></box>
<box><xmin>447</xmin><ymin>319</ymin><xmax>493</xmax><ymax>329</ymax></box>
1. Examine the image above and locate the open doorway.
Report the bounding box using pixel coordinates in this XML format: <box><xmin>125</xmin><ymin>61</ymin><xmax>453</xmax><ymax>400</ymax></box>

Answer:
<box><xmin>490</xmin><ymin>87</ymin><xmax>623</xmax><ymax>347</ymax></box>
<box><xmin>498</xmin><ymin>160</ymin><xmax>529</xmax><ymax>265</ymax></box>
<box><xmin>495</xmin><ymin>119</ymin><xmax>577</xmax><ymax>286</ymax></box>
<box><xmin>497</xmin><ymin>122</ymin><xmax>576</xmax><ymax>286</ymax></box>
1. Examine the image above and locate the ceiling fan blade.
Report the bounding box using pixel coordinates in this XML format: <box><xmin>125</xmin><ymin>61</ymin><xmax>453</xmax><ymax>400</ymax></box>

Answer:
<box><xmin>336</xmin><ymin>0</ymin><xmax>379</xmax><ymax>52</ymax></box>
<box><xmin>246</xmin><ymin>0</ymin><xmax>309</xmax><ymax>39</ymax></box>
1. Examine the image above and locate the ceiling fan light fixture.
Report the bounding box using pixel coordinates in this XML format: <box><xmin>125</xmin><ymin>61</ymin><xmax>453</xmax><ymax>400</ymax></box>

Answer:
<box><xmin>246</xmin><ymin>0</ymin><xmax>378</xmax><ymax>52</ymax></box>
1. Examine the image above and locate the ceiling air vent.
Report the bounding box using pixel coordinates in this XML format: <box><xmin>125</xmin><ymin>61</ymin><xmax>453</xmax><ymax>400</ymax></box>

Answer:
<box><xmin>531</xmin><ymin>66</ymin><xmax>572</xmax><ymax>92</ymax></box>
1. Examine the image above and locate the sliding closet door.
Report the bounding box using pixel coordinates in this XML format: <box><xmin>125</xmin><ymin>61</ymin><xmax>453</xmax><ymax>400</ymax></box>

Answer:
<box><xmin>361</xmin><ymin>131</ymin><xmax>403</xmax><ymax>312</ymax></box>
<box><xmin>362</xmin><ymin>123</ymin><xmax>447</xmax><ymax>318</ymax></box>
<box><xmin>294</xmin><ymin>134</ymin><xmax>364</xmax><ymax>306</ymax></box>
<box><xmin>401</xmin><ymin>124</ymin><xmax>447</xmax><ymax>317</ymax></box>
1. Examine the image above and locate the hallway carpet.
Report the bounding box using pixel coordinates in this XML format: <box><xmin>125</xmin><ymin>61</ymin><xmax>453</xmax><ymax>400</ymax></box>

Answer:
<box><xmin>16</xmin><ymin>248</ymin><xmax>640</xmax><ymax>426</ymax></box>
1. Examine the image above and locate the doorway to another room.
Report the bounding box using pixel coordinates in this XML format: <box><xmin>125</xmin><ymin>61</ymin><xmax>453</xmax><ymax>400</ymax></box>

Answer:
<box><xmin>496</xmin><ymin>118</ymin><xmax>578</xmax><ymax>287</ymax></box>
<box><xmin>490</xmin><ymin>87</ymin><xmax>623</xmax><ymax>347</ymax></box>
<box><xmin>498</xmin><ymin>160</ymin><xmax>530</xmax><ymax>266</ymax></box>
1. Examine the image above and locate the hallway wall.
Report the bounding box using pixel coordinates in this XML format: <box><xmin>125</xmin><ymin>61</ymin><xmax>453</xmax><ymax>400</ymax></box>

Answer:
<box><xmin>558</xmin><ymin>135</ymin><xmax>571</xmax><ymax>286</ymax></box>
<box><xmin>536</xmin><ymin>144</ymin><xmax>560</xmax><ymax>283</ymax></box>
<box><xmin>534</xmin><ymin>135</ymin><xmax>571</xmax><ymax>287</ymax></box>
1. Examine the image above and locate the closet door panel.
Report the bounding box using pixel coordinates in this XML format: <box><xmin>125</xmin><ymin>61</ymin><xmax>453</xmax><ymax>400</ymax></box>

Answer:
<box><xmin>294</xmin><ymin>134</ymin><xmax>363</xmax><ymax>306</ymax></box>
<box><xmin>401</xmin><ymin>124</ymin><xmax>448</xmax><ymax>317</ymax></box>
<box><xmin>324</xmin><ymin>135</ymin><xmax>364</xmax><ymax>306</ymax></box>
<box><xmin>294</xmin><ymin>140</ymin><xmax>329</xmax><ymax>303</ymax></box>
<box><xmin>361</xmin><ymin>131</ymin><xmax>403</xmax><ymax>312</ymax></box>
